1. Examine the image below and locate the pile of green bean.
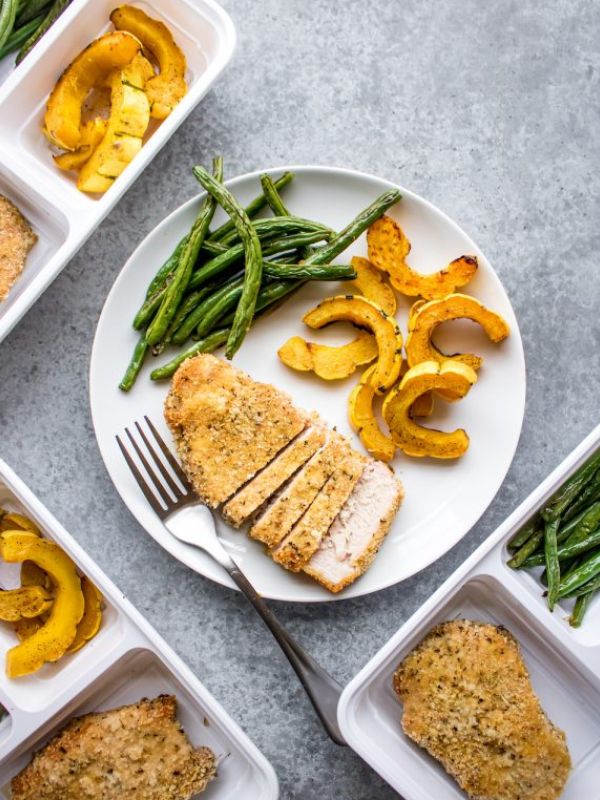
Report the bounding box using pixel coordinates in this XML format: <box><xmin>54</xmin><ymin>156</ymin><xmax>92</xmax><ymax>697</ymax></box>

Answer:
<box><xmin>119</xmin><ymin>160</ymin><xmax>401</xmax><ymax>390</ymax></box>
<box><xmin>0</xmin><ymin>0</ymin><xmax>72</xmax><ymax>63</ymax></box>
<box><xmin>507</xmin><ymin>448</ymin><xmax>600</xmax><ymax>627</ymax></box>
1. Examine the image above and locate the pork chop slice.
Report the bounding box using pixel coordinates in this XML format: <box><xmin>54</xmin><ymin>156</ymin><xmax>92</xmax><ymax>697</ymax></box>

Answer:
<box><xmin>272</xmin><ymin>448</ymin><xmax>366</xmax><ymax>571</ymax></box>
<box><xmin>304</xmin><ymin>460</ymin><xmax>403</xmax><ymax>592</ymax></box>
<box><xmin>0</xmin><ymin>195</ymin><xmax>37</xmax><ymax>301</ymax></box>
<box><xmin>393</xmin><ymin>620</ymin><xmax>571</xmax><ymax>800</ymax></box>
<box><xmin>165</xmin><ymin>354</ymin><xmax>307</xmax><ymax>507</ymax></box>
<box><xmin>11</xmin><ymin>694</ymin><xmax>216</xmax><ymax>800</ymax></box>
<box><xmin>222</xmin><ymin>421</ymin><xmax>327</xmax><ymax>527</ymax></box>
<box><xmin>249</xmin><ymin>435</ymin><xmax>345</xmax><ymax>548</ymax></box>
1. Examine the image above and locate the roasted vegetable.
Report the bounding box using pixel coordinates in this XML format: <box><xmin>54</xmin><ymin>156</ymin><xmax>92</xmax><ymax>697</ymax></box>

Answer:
<box><xmin>347</xmin><ymin>257</ymin><xmax>396</xmax><ymax>315</ymax></box>
<box><xmin>13</xmin><ymin>558</ymin><xmax>53</xmax><ymax>641</ymax></box>
<box><xmin>348</xmin><ymin>365</ymin><xmax>395</xmax><ymax>461</ymax></box>
<box><xmin>0</xmin><ymin>532</ymin><xmax>84</xmax><ymax>677</ymax></box>
<box><xmin>66</xmin><ymin>576</ymin><xmax>103</xmax><ymax>654</ymax></box>
<box><xmin>111</xmin><ymin>5</ymin><xmax>187</xmax><ymax>119</ymax></box>
<box><xmin>16</xmin><ymin>0</ymin><xmax>72</xmax><ymax>64</ymax></box>
<box><xmin>399</xmin><ymin>359</ymin><xmax>434</xmax><ymax>418</ymax></box>
<box><xmin>77</xmin><ymin>53</ymin><xmax>153</xmax><ymax>193</ymax></box>
<box><xmin>53</xmin><ymin>117</ymin><xmax>107</xmax><ymax>171</ymax></box>
<box><xmin>368</xmin><ymin>215</ymin><xmax>478</xmax><ymax>299</ymax></box>
<box><xmin>0</xmin><ymin>586</ymin><xmax>52</xmax><ymax>621</ymax></box>
<box><xmin>382</xmin><ymin>361</ymin><xmax>477</xmax><ymax>458</ymax></box>
<box><xmin>0</xmin><ymin>509</ymin><xmax>40</xmax><ymax>534</ymax></box>
<box><xmin>303</xmin><ymin>295</ymin><xmax>403</xmax><ymax>394</ymax></box>
<box><xmin>278</xmin><ymin>330</ymin><xmax>378</xmax><ymax>380</ymax></box>
<box><xmin>406</xmin><ymin>293</ymin><xmax>510</xmax><ymax>373</ymax></box>
<box><xmin>43</xmin><ymin>30</ymin><xmax>142</xmax><ymax>150</ymax></box>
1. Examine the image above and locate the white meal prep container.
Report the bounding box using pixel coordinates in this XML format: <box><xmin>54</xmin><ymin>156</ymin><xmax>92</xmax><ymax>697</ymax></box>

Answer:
<box><xmin>0</xmin><ymin>0</ymin><xmax>235</xmax><ymax>344</ymax></box>
<box><xmin>338</xmin><ymin>423</ymin><xmax>600</xmax><ymax>800</ymax></box>
<box><xmin>0</xmin><ymin>457</ymin><xmax>278</xmax><ymax>798</ymax></box>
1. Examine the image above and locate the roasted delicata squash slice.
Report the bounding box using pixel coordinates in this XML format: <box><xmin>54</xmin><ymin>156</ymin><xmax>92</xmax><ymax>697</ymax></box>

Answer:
<box><xmin>368</xmin><ymin>216</ymin><xmax>478</xmax><ymax>299</ymax></box>
<box><xmin>53</xmin><ymin>118</ymin><xmax>108</xmax><ymax>171</ymax></box>
<box><xmin>0</xmin><ymin>532</ymin><xmax>84</xmax><ymax>677</ymax></box>
<box><xmin>77</xmin><ymin>53</ymin><xmax>153</xmax><ymax>193</ymax></box>
<box><xmin>278</xmin><ymin>330</ymin><xmax>378</xmax><ymax>380</ymax></box>
<box><xmin>111</xmin><ymin>5</ymin><xmax>187</xmax><ymax>119</ymax></box>
<box><xmin>303</xmin><ymin>295</ymin><xmax>403</xmax><ymax>394</ymax></box>
<box><xmin>406</xmin><ymin>293</ymin><xmax>510</xmax><ymax>372</ymax></box>
<box><xmin>348</xmin><ymin>365</ymin><xmax>396</xmax><ymax>461</ymax></box>
<box><xmin>383</xmin><ymin>361</ymin><xmax>477</xmax><ymax>458</ymax></box>
<box><xmin>67</xmin><ymin>577</ymin><xmax>103</xmax><ymax>654</ymax></box>
<box><xmin>0</xmin><ymin>510</ymin><xmax>40</xmax><ymax>534</ymax></box>
<box><xmin>0</xmin><ymin>586</ymin><xmax>53</xmax><ymax>622</ymax></box>
<box><xmin>399</xmin><ymin>359</ymin><xmax>434</xmax><ymax>417</ymax></box>
<box><xmin>13</xmin><ymin>560</ymin><xmax>53</xmax><ymax>642</ymax></box>
<box><xmin>44</xmin><ymin>31</ymin><xmax>143</xmax><ymax>150</ymax></box>
<box><xmin>348</xmin><ymin>257</ymin><xmax>397</xmax><ymax>315</ymax></box>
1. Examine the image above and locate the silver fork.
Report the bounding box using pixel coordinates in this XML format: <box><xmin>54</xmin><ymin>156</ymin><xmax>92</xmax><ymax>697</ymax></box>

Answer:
<box><xmin>116</xmin><ymin>416</ymin><xmax>345</xmax><ymax>745</ymax></box>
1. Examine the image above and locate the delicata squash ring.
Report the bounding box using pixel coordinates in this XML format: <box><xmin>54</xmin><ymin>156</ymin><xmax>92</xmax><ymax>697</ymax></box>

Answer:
<box><xmin>348</xmin><ymin>365</ymin><xmax>396</xmax><ymax>461</ymax></box>
<box><xmin>111</xmin><ymin>5</ymin><xmax>188</xmax><ymax>120</ymax></box>
<box><xmin>406</xmin><ymin>293</ymin><xmax>510</xmax><ymax>372</ymax></box>
<box><xmin>278</xmin><ymin>331</ymin><xmax>378</xmax><ymax>380</ymax></box>
<box><xmin>368</xmin><ymin>215</ymin><xmax>478</xmax><ymax>300</ymax></box>
<box><xmin>348</xmin><ymin>257</ymin><xmax>397</xmax><ymax>315</ymax></box>
<box><xmin>383</xmin><ymin>361</ymin><xmax>477</xmax><ymax>458</ymax></box>
<box><xmin>303</xmin><ymin>295</ymin><xmax>403</xmax><ymax>394</ymax></box>
<box><xmin>43</xmin><ymin>31</ymin><xmax>143</xmax><ymax>151</ymax></box>
<box><xmin>0</xmin><ymin>532</ymin><xmax>84</xmax><ymax>677</ymax></box>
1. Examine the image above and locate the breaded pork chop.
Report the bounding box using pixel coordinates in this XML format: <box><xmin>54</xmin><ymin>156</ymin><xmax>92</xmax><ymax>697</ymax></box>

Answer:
<box><xmin>11</xmin><ymin>695</ymin><xmax>216</xmax><ymax>800</ymax></box>
<box><xmin>0</xmin><ymin>195</ymin><xmax>37</xmax><ymax>301</ymax></box>
<box><xmin>393</xmin><ymin>620</ymin><xmax>571</xmax><ymax>800</ymax></box>
<box><xmin>165</xmin><ymin>354</ymin><xmax>307</xmax><ymax>507</ymax></box>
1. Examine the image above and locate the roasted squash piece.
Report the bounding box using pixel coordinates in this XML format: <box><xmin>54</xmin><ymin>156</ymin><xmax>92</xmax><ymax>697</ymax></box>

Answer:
<box><xmin>0</xmin><ymin>532</ymin><xmax>84</xmax><ymax>677</ymax></box>
<box><xmin>348</xmin><ymin>366</ymin><xmax>395</xmax><ymax>461</ymax></box>
<box><xmin>368</xmin><ymin>216</ymin><xmax>478</xmax><ymax>300</ymax></box>
<box><xmin>278</xmin><ymin>331</ymin><xmax>378</xmax><ymax>380</ymax></box>
<box><xmin>66</xmin><ymin>577</ymin><xmax>103</xmax><ymax>654</ymax></box>
<box><xmin>77</xmin><ymin>53</ymin><xmax>153</xmax><ymax>193</ymax></box>
<box><xmin>406</xmin><ymin>293</ymin><xmax>510</xmax><ymax>372</ymax></box>
<box><xmin>111</xmin><ymin>5</ymin><xmax>187</xmax><ymax>119</ymax></box>
<box><xmin>399</xmin><ymin>359</ymin><xmax>434</xmax><ymax>417</ymax></box>
<box><xmin>0</xmin><ymin>586</ymin><xmax>52</xmax><ymax>622</ymax></box>
<box><xmin>43</xmin><ymin>31</ymin><xmax>142</xmax><ymax>150</ymax></box>
<box><xmin>13</xmin><ymin>560</ymin><xmax>53</xmax><ymax>642</ymax></box>
<box><xmin>383</xmin><ymin>361</ymin><xmax>477</xmax><ymax>458</ymax></box>
<box><xmin>0</xmin><ymin>510</ymin><xmax>40</xmax><ymax>534</ymax></box>
<box><xmin>348</xmin><ymin>257</ymin><xmax>397</xmax><ymax>315</ymax></box>
<box><xmin>53</xmin><ymin>118</ymin><xmax>107</xmax><ymax>171</ymax></box>
<box><xmin>303</xmin><ymin>295</ymin><xmax>403</xmax><ymax>394</ymax></box>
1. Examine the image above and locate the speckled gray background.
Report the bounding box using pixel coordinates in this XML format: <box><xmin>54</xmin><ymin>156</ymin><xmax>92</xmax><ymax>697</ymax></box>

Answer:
<box><xmin>1</xmin><ymin>0</ymin><xmax>599</xmax><ymax>796</ymax></box>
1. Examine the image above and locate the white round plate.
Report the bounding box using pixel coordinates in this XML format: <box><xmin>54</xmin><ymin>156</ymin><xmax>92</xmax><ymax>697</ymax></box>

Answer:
<box><xmin>90</xmin><ymin>166</ymin><xmax>526</xmax><ymax>602</ymax></box>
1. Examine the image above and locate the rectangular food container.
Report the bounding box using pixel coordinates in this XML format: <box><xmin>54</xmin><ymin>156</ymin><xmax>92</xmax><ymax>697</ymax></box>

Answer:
<box><xmin>0</xmin><ymin>457</ymin><xmax>278</xmax><ymax>798</ymax></box>
<box><xmin>0</xmin><ymin>0</ymin><xmax>235</xmax><ymax>345</ymax></box>
<box><xmin>338</xmin><ymin>424</ymin><xmax>600</xmax><ymax>800</ymax></box>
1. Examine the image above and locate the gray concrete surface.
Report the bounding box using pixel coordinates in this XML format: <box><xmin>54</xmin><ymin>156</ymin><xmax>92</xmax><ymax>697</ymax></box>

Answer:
<box><xmin>1</xmin><ymin>0</ymin><xmax>599</xmax><ymax>796</ymax></box>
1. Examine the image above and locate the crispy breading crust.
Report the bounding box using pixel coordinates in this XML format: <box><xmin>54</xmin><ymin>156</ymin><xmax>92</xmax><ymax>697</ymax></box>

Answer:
<box><xmin>11</xmin><ymin>695</ymin><xmax>216</xmax><ymax>800</ymax></box>
<box><xmin>393</xmin><ymin>620</ymin><xmax>571</xmax><ymax>800</ymax></box>
<box><xmin>0</xmin><ymin>195</ymin><xmax>37</xmax><ymax>301</ymax></box>
<box><xmin>165</xmin><ymin>354</ymin><xmax>306</xmax><ymax>507</ymax></box>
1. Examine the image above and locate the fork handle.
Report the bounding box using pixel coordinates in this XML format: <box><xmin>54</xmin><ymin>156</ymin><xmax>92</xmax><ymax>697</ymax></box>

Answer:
<box><xmin>226</xmin><ymin>563</ymin><xmax>346</xmax><ymax>745</ymax></box>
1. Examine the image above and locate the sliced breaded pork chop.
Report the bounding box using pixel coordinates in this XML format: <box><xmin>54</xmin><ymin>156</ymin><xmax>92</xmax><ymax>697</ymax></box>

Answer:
<box><xmin>249</xmin><ymin>435</ymin><xmax>345</xmax><ymax>548</ymax></box>
<box><xmin>165</xmin><ymin>354</ymin><xmax>307</xmax><ymax>507</ymax></box>
<box><xmin>0</xmin><ymin>195</ymin><xmax>37</xmax><ymax>301</ymax></box>
<box><xmin>272</xmin><ymin>448</ymin><xmax>366</xmax><ymax>571</ymax></box>
<box><xmin>304</xmin><ymin>460</ymin><xmax>403</xmax><ymax>592</ymax></box>
<box><xmin>11</xmin><ymin>694</ymin><xmax>216</xmax><ymax>800</ymax></box>
<box><xmin>393</xmin><ymin>620</ymin><xmax>571</xmax><ymax>800</ymax></box>
<box><xmin>222</xmin><ymin>421</ymin><xmax>327</xmax><ymax>527</ymax></box>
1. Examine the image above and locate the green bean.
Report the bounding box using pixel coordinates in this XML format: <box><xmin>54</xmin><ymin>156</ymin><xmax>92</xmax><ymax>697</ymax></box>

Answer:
<box><xmin>196</xmin><ymin>280</ymin><xmax>245</xmax><ymax>339</ymax></box>
<box><xmin>16</xmin><ymin>0</ymin><xmax>50</xmax><ymax>24</ymax></box>
<box><xmin>263</xmin><ymin>262</ymin><xmax>355</xmax><ymax>281</ymax></box>
<box><xmin>150</xmin><ymin>328</ymin><xmax>230</xmax><ymax>381</ymax></box>
<box><xmin>564</xmin><ymin>501</ymin><xmax>600</xmax><ymax>546</ymax></box>
<box><xmin>563</xmin><ymin>573</ymin><xmax>600</xmax><ymax>599</ymax></box>
<box><xmin>541</xmin><ymin>450</ymin><xmax>600</xmax><ymax>522</ymax></box>
<box><xmin>119</xmin><ymin>336</ymin><xmax>149</xmax><ymax>392</ymax></box>
<box><xmin>507</xmin><ymin>530</ymin><xmax>544</xmax><ymax>569</ymax></box>
<box><xmin>0</xmin><ymin>10</ymin><xmax>41</xmax><ymax>56</ymax></box>
<box><xmin>260</xmin><ymin>173</ymin><xmax>290</xmax><ymax>216</ymax></box>
<box><xmin>570</xmin><ymin>591</ymin><xmax>595</xmax><ymax>627</ymax></box>
<box><xmin>304</xmin><ymin>188</ymin><xmax>401</xmax><ymax>266</ymax></box>
<box><xmin>0</xmin><ymin>0</ymin><xmax>18</xmax><ymax>49</ymax></box>
<box><xmin>521</xmin><ymin>529</ymin><xmax>600</xmax><ymax>568</ymax></box>
<box><xmin>193</xmin><ymin>165</ymin><xmax>263</xmax><ymax>359</ymax></box>
<box><xmin>218</xmin><ymin>216</ymin><xmax>333</xmax><ymax>247</ymax></box>
<box><xmin>152</xmin><ymin>287</ymin><xmax>213</xmax><ymax>355</ymax></box>
<box><xmin>133</xmin><ymin>284</ymin><xmax>169</xmax><ymax>331</ymax></box>
<box><xmin>557</xmin><ymin>506</ymin><xmax>592</xmax><ymax>543</ymax></box>
<box><xmin>16</xmin><ymin>0</ymin><xmax>71</xmax><ymax>62</ymax></box>
<box><xmin>219</xmin><ymin>280</ymin><xmax>304</xmax><ymax>326</ymax></box>
<box><xmin>563</xmin><ymin>472</ymin><xmax>600</xmax><ymax>521</ymax></box>
<box><xmin>208</xmin><ymin>172</ymin><xmax>294</xmax><ymax>242</ymax></box>
<box><xmin>507</xmin><ymin>517</ymin><xmax>540</xmax><ymax>552</ymax></box>
<box><xmin>172</xmin><ymin>275</ymin><xmax>243</xmax><ymax>346</ymax></box>
<box><xmin>544</xmin><ymin>518</ymin><xmax>560</xmax><ymax>610</ymax></box>
<box><xmin>557</xmin><ymin>549</ymin><xmax>600</xmax><ymax>598</ymax></box>
<box><xmin>146</xmin><ymin>158</ymin><xmax>223</xmax><ymax>345</ymax></box>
